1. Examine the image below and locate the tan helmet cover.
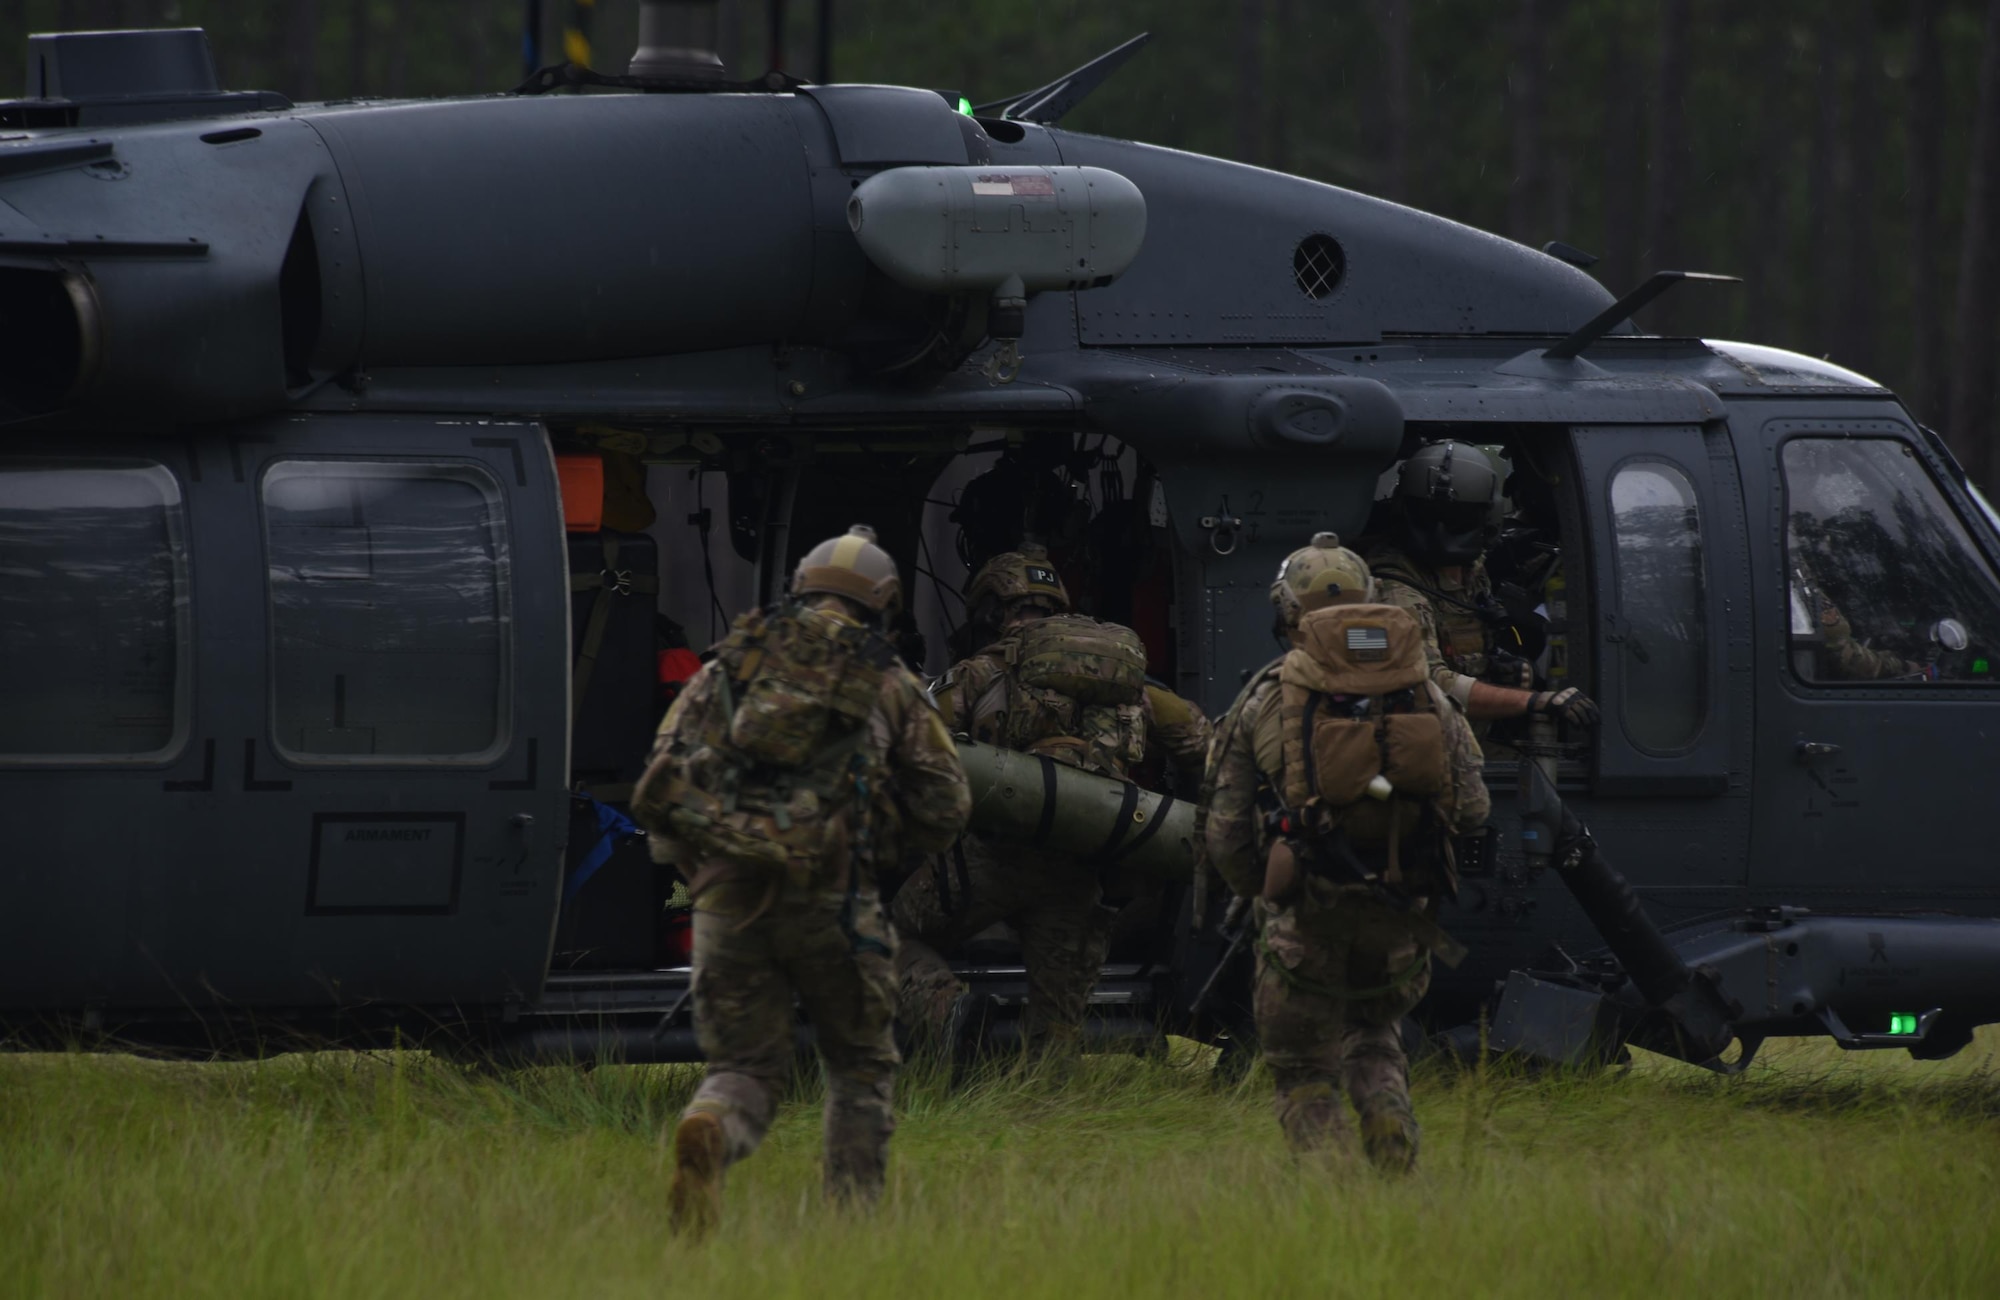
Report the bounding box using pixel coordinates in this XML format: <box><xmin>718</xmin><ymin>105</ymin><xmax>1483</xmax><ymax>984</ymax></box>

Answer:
<box><xmin>1271</xmin><ymin>531</ymin><xmax>1375</xmax><ymax>627</ymax></box>
<box><xmin>792</xmin><ymin>524</ymin><xmax>903</xmax><ymax>615</ymax></box>
<box><xmin>966</xmin><ymin>542</ymin><xmax>1072</xmax><ymax>613</ymax></box>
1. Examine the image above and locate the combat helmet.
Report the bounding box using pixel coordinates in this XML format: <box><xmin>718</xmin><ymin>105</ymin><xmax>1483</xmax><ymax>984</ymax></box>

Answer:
<box><xmin>1386</xmin><ymin>440</ymin><xmax>1502</xmax><ymax>564</ymax></box>
<box><xmin>966</xmin><ymin>542</ymin><xmax>1072</xmax><ymax>619</ymax></box>
<box><xmin>1271</xmin><ymin>532</ymin><xmax>1374</xmax><ymax>628</ymax></box>
<box><xmin>792</xmin><ymin>524</ymin><xmax>902</xmax><ymax>619</ymax></box>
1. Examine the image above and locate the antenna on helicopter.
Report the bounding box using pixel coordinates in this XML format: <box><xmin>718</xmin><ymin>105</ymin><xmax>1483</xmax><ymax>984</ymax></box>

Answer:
<box><xmin>972</xmin><ymin>32</ymin><xmax>1151</xmax><ymax>124</ymax></box>
<box><xmin>1543</xmin><ymin>270</ymin><xmax>1742</xmax><ymax>360</ymax></box>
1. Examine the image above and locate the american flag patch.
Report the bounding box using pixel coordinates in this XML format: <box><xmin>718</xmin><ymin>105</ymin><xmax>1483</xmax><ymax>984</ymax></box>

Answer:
<box><xmin>972</xmin><ymin>173</ymin><xmax>1056</xmax><ymax>197</ymax></box>
<box><xmin>1346</xmin><ymin>625</ymin><xmax>1390</xmax><ymax>660</ymax></box>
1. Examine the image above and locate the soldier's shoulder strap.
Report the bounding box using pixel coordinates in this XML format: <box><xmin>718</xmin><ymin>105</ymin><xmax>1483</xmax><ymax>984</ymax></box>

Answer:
<box><xmin>712</xmin><ymin>603</ymin><xmax>777</xmax><ymax>672</ymax></box>
<box><xmin>1374</xmin><ymin>561</ymin><xmax>1497</xmax><ymax>625</ymax></box>
<box><xmin>1213</xmin><ymin>656</ymin><xmax>1286</xmax><ymax>765</ymax></box>
<box><xmin>1367</xmin><ymin>552</ymin><xmax>1421</xmax><ymax>584</ymax></box>
<box><xmin>938</xmin><ymin>647</ymin><xmax>1007</xmax><ymax>689</ymax></box>
<box><xmin>852</xmin><ymin>623</ymin><xmax>901</xmax><ymax>670</ymax></box>
<box><xmin>885</xmin><ymin>660</ymin><xmax>930</xmax><ymax>703</ymax></box>
<box><xmin>1245</xmin><ymin>654</ymin><xmax>1287</xmax><ymax>699</ymax></box>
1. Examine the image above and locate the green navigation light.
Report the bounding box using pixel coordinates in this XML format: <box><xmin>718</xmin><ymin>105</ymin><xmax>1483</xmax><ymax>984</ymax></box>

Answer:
<box><xmin>957</xmin><ymin>96</ymin><xmax>974</xmax><ymax>116</ymax></box>
<box><xmin>1889</xmin><ymin>1013</ymin><xmax>1919</xmax><ymax>1035</ymax></box>
<box><xmin>1975</xmin><ymin>657</ymin><xmax>1990</xmax><ymax>675</ymax></box>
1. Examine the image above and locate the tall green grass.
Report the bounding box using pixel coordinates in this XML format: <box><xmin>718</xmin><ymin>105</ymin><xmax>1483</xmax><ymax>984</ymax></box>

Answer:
<box><xmin>3</xmin><ymin>1031</ymin><xmax>1996</xmax><ymax>1298</ymax></box>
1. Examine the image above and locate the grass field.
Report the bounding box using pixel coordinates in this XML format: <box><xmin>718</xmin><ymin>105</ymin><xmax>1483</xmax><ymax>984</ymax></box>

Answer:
<box><xmin>3</xmin><ymin>1030</ymin><xmax>1997</xmax><ymax>1299</ymax></box>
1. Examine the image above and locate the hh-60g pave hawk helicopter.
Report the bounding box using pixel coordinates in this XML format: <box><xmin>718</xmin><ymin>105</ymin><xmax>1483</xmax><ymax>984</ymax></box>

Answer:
<box><xmin>5</xmin><ymin>8</ymin><xmax>2000</xmax><ymax>1073</ymax></box>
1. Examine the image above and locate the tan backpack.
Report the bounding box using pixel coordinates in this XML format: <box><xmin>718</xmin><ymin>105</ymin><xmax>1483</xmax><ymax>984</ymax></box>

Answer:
<box><xmin>633</xmin><ymin>604</ymin><xmax>895</xmax><ymax>887</ymax></box>
<box><xmin>1274</xmin><ymin>604</ymin><xmax>1456</xmax><ymax>887</ymax></box>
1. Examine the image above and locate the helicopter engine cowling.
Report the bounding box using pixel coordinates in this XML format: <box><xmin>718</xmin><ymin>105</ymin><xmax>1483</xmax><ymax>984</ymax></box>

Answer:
<box><xmin>847</xmin><ymin>164</ymin><xmax>1146</xmax><ymax>298</ymax></box>
<box><xmin>0</xmin><ymin>91</ymin><xmax>846</xmax><ymax>426</ymax></box>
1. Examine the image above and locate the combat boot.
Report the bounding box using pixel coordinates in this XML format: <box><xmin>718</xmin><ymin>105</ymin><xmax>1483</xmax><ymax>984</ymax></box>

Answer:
<box><xmin>1022</xmin><ymin>1021</ymin><xmax>1087</xmax><ymax>1086</ymax></box>
<box><xmin>668</xmin><ymin>1108</ymin><xmax>726</xmax><ymax>1237</ymax></box>
<box><xmin>1358</xmin><ymin>1100</ymin><xmax>1419</xmax><ymax>1175</ymax></box>
<box><xmin>1274</xmin><ymin>1080</ymin><xmax>1347</xmax><ymax>1155</ymax></box>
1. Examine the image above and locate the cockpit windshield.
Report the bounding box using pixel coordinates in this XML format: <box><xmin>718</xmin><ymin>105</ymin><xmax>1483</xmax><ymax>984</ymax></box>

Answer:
<box><xmin>1782</xmin><ymin>437</ymin><xmax>2000</xmax><ymax>685</ymax></box>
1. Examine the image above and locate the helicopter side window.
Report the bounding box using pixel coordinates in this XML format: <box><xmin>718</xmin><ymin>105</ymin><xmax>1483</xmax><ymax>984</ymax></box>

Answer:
<box><xmin>1782</xmin><ymin>439</ymin><xmax>2000</xmax><ymax>686</ymax></box>
<box><xmin>0</xmin><ymin>461</ymin><xmax>190</xmax><ymax>762</ymax></box>
<box><xmin>263</xmin><ymin>461</ymin><xmax>512</xmax><ymax>762</ymax></box>
<box><xmin>1607</xmin><ymin>461</ymin><xmax>1708</xmax><ymax>753</ymax></box>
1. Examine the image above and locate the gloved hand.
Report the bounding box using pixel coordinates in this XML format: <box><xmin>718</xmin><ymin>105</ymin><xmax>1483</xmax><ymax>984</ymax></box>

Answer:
<box><xmin>1486</xmin><ymin>649</ymin><xmax>1535</xmax><ymax>690</ymax></box>
<box><xmin>1818</xmin><ymin>603</ymin><xmax>1853</xmax><ymax>647</ymax></box>
<box><xmin>1528</xmin><ymin>686</ymin><xmax>1600</xmax><ymax>727</ymax></box>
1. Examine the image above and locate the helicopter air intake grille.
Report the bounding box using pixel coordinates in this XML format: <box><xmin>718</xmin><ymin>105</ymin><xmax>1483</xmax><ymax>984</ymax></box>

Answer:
<box><xmin>1293</xmin><ymin>234</ymin><xmax>1345</xmax><ymax>300</ymax></box>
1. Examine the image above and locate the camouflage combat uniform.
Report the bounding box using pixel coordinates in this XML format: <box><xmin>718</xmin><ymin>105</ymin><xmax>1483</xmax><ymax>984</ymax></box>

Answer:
<box><xmin>1203</xmin><ymin>664</ymin><xmax>1488</xmax><ymax>1168</ymax></box>
<box><xmin>1365</xmin><ymin>544</ymin><xmax>1505</xmax><ymax>723</ymax></box>
<box><xmin>893</xmin><ymin>648</ymin><xmax>1210</xmax><ymax>1056</ymax></box>
<box><xmin>646</xmin><ymin>625</ymin><xmax>970</xmax><ymax>1202</ymax></box>
<box><xmin>1815</xmin><ymin>602</ymin><xmax>1924</xmax><ymax>680</ymax></box>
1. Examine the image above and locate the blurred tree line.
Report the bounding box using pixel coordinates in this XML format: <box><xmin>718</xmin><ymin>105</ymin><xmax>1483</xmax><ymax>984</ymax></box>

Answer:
<box><xmin>6</xmin><ymin>1</ymin><xmax>2000</xmax><ymax>487</ymax></box>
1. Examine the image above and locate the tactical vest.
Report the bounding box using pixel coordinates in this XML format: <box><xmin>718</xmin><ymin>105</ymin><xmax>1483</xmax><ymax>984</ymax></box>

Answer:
<box><xmin>970</xmin><ymin>615</ymin><xmax>1149</xmax><ymax>778</ymax></box>
<box><xmin>634</xmin><ymin>604</ymin><xmax>895</xmax><ymax>888</ymax></box>
<box><xmin>1273</xmin><ymin>604</ymin><xmax>1458</xmax><ymax>893</ymax></box>
<box><xmin>1373</xmin><ymin>553</ymin><xmax>1494</xmax><ymax>680</ymax></box>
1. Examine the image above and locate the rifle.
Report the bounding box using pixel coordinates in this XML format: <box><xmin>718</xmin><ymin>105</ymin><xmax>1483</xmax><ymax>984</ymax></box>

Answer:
<box><xmin>1188</xmin><ymin>893</ymin><xmax>1254</xmax><ymax>1025</ymax></box>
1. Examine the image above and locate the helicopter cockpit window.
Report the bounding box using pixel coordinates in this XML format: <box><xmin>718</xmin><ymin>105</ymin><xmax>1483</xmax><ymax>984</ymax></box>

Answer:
<box><xmin>1607</xmin><ymin>461</ymin><xmax>1708</xmax><ymax>752</ymax></box>
<box><xmin>1782</xmin><ymin>438</ymin><xmax>2000</xmax><ymax>685</ymax></box>
<box><xmin>0</xmin><ymin>462</ymin><xmax>190</xmax><ymax>762</ymax></box>
<box><xmin>263</xmin><ymin>461</ymin><xmax>512</xmax><ymax>762</ymax></box>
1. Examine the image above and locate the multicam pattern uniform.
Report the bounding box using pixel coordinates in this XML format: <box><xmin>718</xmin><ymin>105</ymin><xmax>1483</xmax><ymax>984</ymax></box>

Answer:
<box><xmin>1365</xmin><ymin>545</ymin><xmax>1501</xmax><ymax>722</ymax></box>
<box><xmin>1815</xmin><ymin>602</ymin><xmax>1924</xmax><ymax>680</ymax></box>
<box><xmin>1203</xmin><ymin>665</ymin><xmax>1488</xmax><ymax>1167</ymax></box>
<box><xmin>894</xmin><ymin>648</ymin><xmax>1210</xmax><ymax>1055</ymax></box>
<box><xmin>647</xmin><ymin>646</ymin><xmax>970</xmax><ymax>1201</ymax></box>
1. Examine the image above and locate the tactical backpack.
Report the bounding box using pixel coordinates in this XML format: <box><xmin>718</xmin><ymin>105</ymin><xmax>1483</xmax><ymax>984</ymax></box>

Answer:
<box><xmin>633</xmin><ymin>604</ymin><xmax>896</xmax><ymax>887</ymax></box>
<box><xmin>983</xmin><ymin>615</ymin><xmax>1149</xmax><ymax>776</ymax></box>
<box><xmin>1272</xmin><ymin>603</ymin><xmax>1458</xmax><ymax>893</ymax></box>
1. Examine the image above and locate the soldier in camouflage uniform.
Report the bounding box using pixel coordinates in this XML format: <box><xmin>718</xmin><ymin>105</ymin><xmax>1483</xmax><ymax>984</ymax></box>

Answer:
<box><xmin>1812</xmin><ymin>601</ymin><xmax>1928</xmax><ymax>679</ymax></box>
<box><xmin>1204</xmin><ymin>533</ymin><xmax>1489</xmax><ymax>1172</ymax></box>
<box><xmin>1790</xmin><ymin>564</ymin><xmax>1931</xmax><ymax>681</ymax></box>
<box><xmin>1364</xmin><ymin>441</ymin><xmax>1599</xmax><ymax>734</ymax></box>
<box><xmin>893</xmin><ymin>543</ymin><xmax>1210</xmax><ymax>1062</ymax></box>
<box><xmin>635</xmin><ymin>525</ymin><xmax>971</xmax><ymax>1234</ymax></box>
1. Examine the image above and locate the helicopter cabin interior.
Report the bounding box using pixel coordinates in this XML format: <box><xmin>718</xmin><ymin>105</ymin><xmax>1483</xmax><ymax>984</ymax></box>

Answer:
<box><xmin>451</xmin><ymin>386</ymin><xmax>2000</xmax><ymax>1006</ymax></box>
<box><xmin>546</xmin><ymin>427</ymin><xmax>1200</xmax><ymax>985</ymax></box>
